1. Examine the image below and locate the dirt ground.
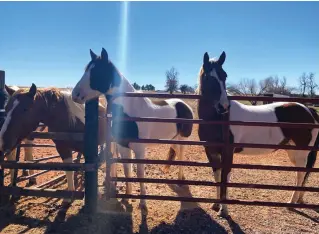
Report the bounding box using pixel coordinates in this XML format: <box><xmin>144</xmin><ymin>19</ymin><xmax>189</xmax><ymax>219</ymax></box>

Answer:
<box><xmin>0</xmin><ymin>99</ymin><xmax>319</xmax><ymax>234</ymax></box>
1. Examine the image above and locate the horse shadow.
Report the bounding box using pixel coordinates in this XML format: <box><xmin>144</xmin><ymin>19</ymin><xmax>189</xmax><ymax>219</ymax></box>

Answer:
<box><xmin>142</xmin><ymin>184</ymin><xmax>235</xmax><ymax>234</ymax></box>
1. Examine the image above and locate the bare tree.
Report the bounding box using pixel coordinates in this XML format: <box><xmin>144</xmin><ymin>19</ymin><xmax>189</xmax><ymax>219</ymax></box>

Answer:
<box><xmin>227</xmin><ymin>78</ymin><xmax>259</xmax><ymax>105</ymax></box>
<box><xmin>307</xmin><ymin>72</ymin><xmax>317</xmax><ymax>97</ymax></box>
<box><xmin>228</xmin><ymin>76</ymin><xmax>295</xmax><ymax>105</ymax></box>
<box><xmin>165</xmin><ymin>67</ymin><xmax>179</xmax><ymax>94</ymax></box>
<box><xmin>260</xmin><ymin>76</ymin><xmax>294</xmax><ymax>95</ymax></box>
<box><xmin>299</xmin><ymin>73</ymin><xmax>308</xmax><ymax>97</ymax></box>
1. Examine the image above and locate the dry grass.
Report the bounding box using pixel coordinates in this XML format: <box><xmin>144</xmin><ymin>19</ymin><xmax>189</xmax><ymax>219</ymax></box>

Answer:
<box><xmin>0</xmin><ymin>97</ymin><xmax>319</xmax><ymax>234</ymax></box>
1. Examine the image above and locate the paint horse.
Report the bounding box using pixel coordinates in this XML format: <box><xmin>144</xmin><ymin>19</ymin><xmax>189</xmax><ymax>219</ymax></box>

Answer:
<box><xmin>1</xmin><ymin>85</ymin><xmax>45</xmax><ymax>186</ymax></box>
<box><xmin>0</xmin><ymin>84</ymin><xmax>119</xmax><ymax>203</ymax></box>
<box><xmin>71</xmin><ymin>48</ymin><xmax>194</xmax><ymax>213</ymax></box>
<box><xmin>197</xmin><ymin>51</ymin><xmax>319</xmax><ymax>217</ymax></box>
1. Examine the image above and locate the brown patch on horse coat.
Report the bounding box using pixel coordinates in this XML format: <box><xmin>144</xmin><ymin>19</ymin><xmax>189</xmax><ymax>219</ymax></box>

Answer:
<box><xmin>151</xmin><ymin>100</ymin><xmax>169</xmax><ymax>106</ymax></box>
<box><xmin>175</xmin><ymin>102</ymin><xmax>193</xmax><ymax>137</ymax></box>
<box><xmin>275</xmin><ymin>103</ymin><xmax>316</xmax><ymax>146</ymax></box>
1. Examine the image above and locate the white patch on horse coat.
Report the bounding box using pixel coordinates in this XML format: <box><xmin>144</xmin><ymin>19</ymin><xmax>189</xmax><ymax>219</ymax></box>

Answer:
<box><xmin>229</xmin><ymin>101</ymin><xmax>319</xmax><ymax>155</ymax></box>
<box><xmin>229</xmin><ymin>100</ymin><xmax>286</xmax><ymax>155</ymax></box>
<box><xmin>210</xmin><ymin>68</ymin><xmax>229</xmax><ymax>109</ymax></box>
<box><xmin>72</xmin><ymin>64</ymin><xmax>100</xmax><ymax>104</ymax></box>
<box><xmin>112</xmin><ymin>79</ymin><xmax>183</xmax><ymax>148</ymax></box>
<box><xmin>62</xmin><ymin>90</ymin><xmax>104</xmax><ymax>124</ymax></box>
<box><xmin>0</xmin><ymin>99</ymin><xmax>19</xmax><ymax>151</ymax></box>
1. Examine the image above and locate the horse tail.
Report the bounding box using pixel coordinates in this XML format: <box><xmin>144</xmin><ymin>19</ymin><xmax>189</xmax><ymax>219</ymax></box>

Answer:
<box><xmin>302</xmin><ymin>107</ymin><xmax>319</xmax><ymax>186</ymax></box>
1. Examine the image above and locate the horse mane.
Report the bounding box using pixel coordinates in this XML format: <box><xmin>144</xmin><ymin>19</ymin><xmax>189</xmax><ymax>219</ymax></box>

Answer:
<box><xmin>196</xmin><ymin>66</ymin><xmax>204</xmax><ymax>95</ymax></box>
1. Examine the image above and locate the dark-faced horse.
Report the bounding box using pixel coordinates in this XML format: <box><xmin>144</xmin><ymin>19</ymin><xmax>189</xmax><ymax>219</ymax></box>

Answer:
<box><xmin>0</xmin><ymin>84</ymin><xmax>118</xmax><ymax>203</ymax></box>
<box><xmin>71</xmin><ymin>48</ymin><xmax>194</xmax><ymax>214</ymax></box>
<box><xmin>197</xmin><ymin>51</ymin><xmax>319</xmax><ymax>217</ymax></box>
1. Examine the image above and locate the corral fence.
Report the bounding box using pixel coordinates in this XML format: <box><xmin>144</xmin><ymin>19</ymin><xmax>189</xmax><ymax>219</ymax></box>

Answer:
<box><xmin>0</xmin><ymin>70</ymin><xmax>100</xmax><ymax>213</ymax></box>
<box><xmin>1</xmin><ymin>66</ymin><xmax>319</xmax><ymax>214</ymax></box>
<box><xmin>102</xmin><ymin>92</ymin><xmax>319</xmax><ymax>210</ymax></box>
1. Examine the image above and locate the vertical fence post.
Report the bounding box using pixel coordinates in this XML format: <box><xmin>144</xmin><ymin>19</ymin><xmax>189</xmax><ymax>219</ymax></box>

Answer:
<box><xmin>0</xmin><ymin>70</ymin><xmax>9</xmax><ymax>206</ymax></box>
<box><xmin>220</xmin><ymin>113</ymin><xmax>232</xmax><ymax>205</ymax></box>
<box><xmin>84</xmin><ymin>98</ymin><xmax>99</xmax><ymax>213</ymax></box>
<box><xmin>104</xmin><ymin>97</ymin><xmax>113</xmax><ymax>200</ymax></box>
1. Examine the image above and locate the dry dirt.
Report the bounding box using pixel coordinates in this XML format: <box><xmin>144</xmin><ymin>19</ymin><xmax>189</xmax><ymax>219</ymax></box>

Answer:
<box><xmin>0</xmin><ymin>99</ymin><xmax>319</xmax><ymax>234</ymax></box>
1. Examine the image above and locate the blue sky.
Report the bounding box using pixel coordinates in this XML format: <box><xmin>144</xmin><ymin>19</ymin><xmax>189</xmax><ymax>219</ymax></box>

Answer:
<box><xmin>0</xmin><ymin>1</ymin><xmax>318</xmax><ymax>90</ymax></box>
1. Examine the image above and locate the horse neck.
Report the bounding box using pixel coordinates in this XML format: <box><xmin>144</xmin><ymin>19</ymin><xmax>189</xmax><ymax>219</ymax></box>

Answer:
<box><xmin>112</xmin><ymin>74</ymin><xmax>150</xmax><ymax>111</ymax></box>
<box><xmin>198</xmin><ymin>99</ymin><xmax>223</xmax><ymax>121</ymax></box>
<box><xmin>34</xmin><ymin>91</ymin><xmax>60</xmax><ymax>126</ymax></box>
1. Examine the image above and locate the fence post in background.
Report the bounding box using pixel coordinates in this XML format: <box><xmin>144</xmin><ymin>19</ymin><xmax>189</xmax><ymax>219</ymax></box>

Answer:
<box><xmin>83</xmin><ymin>98</ymin><xmax>99</xmax><ymax>213</ymax></box>
<box><xmin>0</xmin><ymin>70</ymin><xmax>10</xmax><ymax>206</ymax></box>
<box><xmin>104</xmin><ymin>97</ymin><xmax>113</xmax><ymax>200</ymax></box>
<box><xmin>220</xmin><ymin>112</ymin><xmax>233</xmax><ymax>209</ymax></box>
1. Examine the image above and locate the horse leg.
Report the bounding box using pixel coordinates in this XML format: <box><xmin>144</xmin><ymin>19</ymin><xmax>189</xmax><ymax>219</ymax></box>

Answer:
<box><xmin>56</xmin><ymin>146</ymin><xmax>74</xmax><ymax>204</ymax></box>
<box><xmin>205</xmin><ymin>147</ymin><xmax>230</xmax><ymax>218</ymax></box>
<box><xmin>177</xmin><ymin>144</ymin><xmax>186</xmax><ymax>181</ymax></box>
<box><xmin>23</xmin><ymin>139</ymin><xmax>36</xmax><ymax>185</ymax></box>
<box><xmin>131</xmin><ymin>144</ymin><xmax>147</xmax><ymax>215</ymax></box>
<box><xmin>7</xmin><ymin>149</ymin><xmax>16</xmax><ymax>186</ymax></box>
<box><xmin>117</xmin><ymin>145</ymin><xmax>133</xmax><ymax>204</ymax></box>
<box><xmin>287</xmin><ymin>150</ymin><xmax>308</xmax><ymax>205</ymax></box>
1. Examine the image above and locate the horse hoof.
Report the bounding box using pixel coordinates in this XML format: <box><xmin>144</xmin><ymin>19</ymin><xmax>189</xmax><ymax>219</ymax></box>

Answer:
<box><xmin>28</xmin><ymin>178</ymin><xmax>37</xmax><ymax>186</ymax></box>
<box><xmin>61</xmin><ymin>199</ymin><xmax>72</xmax><ymax>208</ymax></box>
<box><xmin>138</xmin><ymin>203</ymin><xmax>148</xmax><ymax>215</ymax></box>
<box><xmin>217</xmin><ymin>210</ymin><xmax>229</xmax><ymax>219</ymax></box>
<box><xmin>212</xmin><ymin>203</ymin><xmax>221</xmax><ymax>212</ymax></box>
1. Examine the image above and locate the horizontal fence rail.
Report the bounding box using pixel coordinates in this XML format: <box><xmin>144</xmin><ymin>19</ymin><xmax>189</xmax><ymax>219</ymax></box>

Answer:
<box><xmin>104</xmin><ymin>116</ymin><xmax>319</xmax><ymax>129</ymax></box>
<box><xmin>0</xmin><ymin>162</ymin><xmax>96</xmax><ymax>171</ymax></box>
<box><xmin>112</xmin><ymin>177</ymin><xmax>319</xmax><ymax>192</ymax></box>
<box><xmin>109</xmin><ymin>158</ymin><xmax>319</xmax><ymax>173</ymax></box>
<box><xmin>111</xmin><ymin>92</ymin><xmax>319</xmax><ymax>103</ymax></box>
<box><xmin>0</xmin><ymin>187</ymin><xmax>84</xmax><ymax>199</ymax></box>
<box><xmin>105</xmin><ymin>138</ymin><xmax>319</xmax><ymax>151</ymax></box>
<box><xmin>29</xmin><ymin>132</ymin><xmax>84</xmax><ymax>141</ymax></box>
<box><xmin>114</xmin><ymin>194</ymin><xmax>319</xmax><ymax>210</ymax></box>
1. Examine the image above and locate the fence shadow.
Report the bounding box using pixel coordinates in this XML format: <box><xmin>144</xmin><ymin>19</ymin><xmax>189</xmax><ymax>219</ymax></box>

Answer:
<box><xmin>44</xmin><ymin>197</ymin><xmax>133</xmax><ymax>234</ymax></box>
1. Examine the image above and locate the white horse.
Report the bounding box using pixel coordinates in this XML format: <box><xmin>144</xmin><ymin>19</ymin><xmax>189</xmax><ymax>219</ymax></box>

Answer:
<box><xmin>197</xmin><ymin>51</ymin><xmax>319</xmax><ymax>217</ymax></box>
<box><xmin>71</xmin><ymin>48</ymin><xmax>194</xmax><ymax>213</ymax></box>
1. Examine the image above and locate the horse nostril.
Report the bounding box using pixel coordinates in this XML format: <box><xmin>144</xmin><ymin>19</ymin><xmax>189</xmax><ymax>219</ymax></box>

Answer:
<box><xmin>76</xmin><ymin>92</ymin><xmax>80</xmax><ymax>98</ymax></box>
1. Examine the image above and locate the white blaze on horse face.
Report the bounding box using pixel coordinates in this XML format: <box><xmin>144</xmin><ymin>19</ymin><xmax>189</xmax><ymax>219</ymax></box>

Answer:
<box><xmin>72</xmin><ymin>64</ymin><xmax>101</xmax><ymax>104</ymax></box>
<box><xmin>210</xmin><ymin>69</ymin><xmax>229</xmax><ymax>110</ymax></box>
<box><xmin>0</xmin><ymin>99</ymin><xmax>19</xmax><ymax>151</ymax></box>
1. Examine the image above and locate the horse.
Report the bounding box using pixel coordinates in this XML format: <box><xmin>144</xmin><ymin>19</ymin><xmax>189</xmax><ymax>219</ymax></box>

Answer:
<box><xmin>0</xmin><ymin>84</ymin><xmax>119</xmax><ymax>204</ymax></box>
<box><xmin>1</xmin><ymin>85</ymin><xmax>45</xmax><ymax>186</ymax></box>
<box><xmin>71</xmin><ymin>48</ymin><xmax>194</xmax><ymax>214</ymax></box>
<box><xmin>197</xmin><ymin>51</ymin><xmax>319</xmax><ymax>218</ymax></box>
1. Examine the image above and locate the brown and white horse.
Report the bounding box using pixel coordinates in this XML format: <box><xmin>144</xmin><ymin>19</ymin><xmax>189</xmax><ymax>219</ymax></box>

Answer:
<box><xmin>0</xmin><ymin>84</ymin><xmax>118</xmax><ymax>203</ymax></box>
<box><xmin>71</xmin><ymin>48</ymin><xmax>194</xmax><ymax>214</ymax></box>
<box><xmin>197</xmin><ymin>51</ymin><xmax>319</xmax><ymax>218</ymax></box>
<box><xmin>1</xmin><ymin>85</ymin><xmax>46</xmax><ymax>186</ymax></box>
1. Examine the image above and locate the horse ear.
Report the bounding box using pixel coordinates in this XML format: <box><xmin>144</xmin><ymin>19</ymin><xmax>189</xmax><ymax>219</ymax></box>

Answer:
<box><xmin>203</xmin><ymin>52</ymin><xmax>209</xmax><ymax>65</ymax></box>
<box><xmin>5</xmin><ymin>85</ymin><xmax>16</xmax><ymax>96</ymax></box>
<box><xmin>28</xmin><ymin>83</ymin><xmax>37</xmax><ymax>98</ymax></box>
<box><xmin>101</xmin><ymin>48</ymin><xmax>108</xmax><ymax>61</ymax></box>
<box><xmin>90</xmin><ymin>49</ymin><xmax>97</xmax><ymax>60</ymax></box>
<box><xmin>218</xmin><ymin>51</ymin><xmax>226</xmax><ymax>66</ymax></box>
